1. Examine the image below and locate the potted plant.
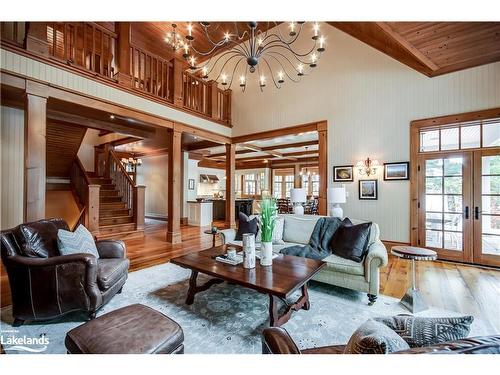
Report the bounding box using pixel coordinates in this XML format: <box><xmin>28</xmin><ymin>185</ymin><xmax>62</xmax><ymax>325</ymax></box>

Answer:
<box><xmin>260</xmin><ymin>198</ymin><xmax>277</xmax><ymax>266</ymax></box>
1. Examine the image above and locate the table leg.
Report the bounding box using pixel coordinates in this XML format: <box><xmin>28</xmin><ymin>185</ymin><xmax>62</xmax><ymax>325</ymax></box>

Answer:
<box><xmin>212</xmin><ymin>234</ymin><xmax>216</xmax><ymax>248</ymax></box>
<box><xmin>268</xmin><ymin>284</ymin><xmax>311</xmax><ymax>327</ymax></box>
<box><xmin>400</xmin><ymin>259</ymin><xmax>428</xmax><ymax>313</ymax></box>
<box><xmin>185</xmin><ymin>270</ymin><xmax>224</xmax><ymax>305</ymax></box>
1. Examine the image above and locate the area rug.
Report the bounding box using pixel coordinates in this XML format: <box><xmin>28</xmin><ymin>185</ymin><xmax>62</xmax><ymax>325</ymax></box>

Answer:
<box><xmin>0</xmin><ymin>262</ymin><xmax>491</xmax><ymax>354</ymax></box>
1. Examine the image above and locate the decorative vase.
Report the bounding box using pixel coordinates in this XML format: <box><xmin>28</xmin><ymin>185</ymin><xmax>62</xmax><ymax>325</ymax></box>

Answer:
<box><xmin>242</xmin><ymin>233</ymin><xmax>256</xmax><ymax>269</ymax></box>
<box><xmin>260</xmin><ymin>241</ymin><xmax>273</xmax><ymax>266</ymax></box>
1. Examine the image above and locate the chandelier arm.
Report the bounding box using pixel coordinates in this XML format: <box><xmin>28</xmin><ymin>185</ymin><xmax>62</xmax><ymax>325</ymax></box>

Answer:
<box><xmin>226</xmin><ymin>57</ymin><xmax>245</xmax><ymax>91</ymax></box>
<box><xmin>198</xmin><ymin>50</ymin><xmax>244</xmax><ymax>77</ymax></box>
<box><xmin>256</xmin><ymin>64</ymin><xmax>264</xmax><ymax>93</ymax></box>
<box><xmin>262</xmin><ymin>40</ymin><xmax>319</xmax><ymax>58</ymax></box>
<box><xmin>267</xmin><ymin>22</ymin><xmax>303</xmax><ymax>46</ymax></box>
<box><xmin>261</xmin><ymin>57</ymin><xmax>281</xmax><ymax>89</ymax></box>
<box><xmin>265</xmin><ymin>51</ymin><xmax>314</xmax><ymax>75</ymax></box>
<box><xmin>264</xmin><ymin>49</ymin><xmax>313</xmax><ymax>66</ymax></box>
<box><xmin>262</xmin><ymin>53</ymin><xmax>301</xmax><ymax>83</ymax></box>
<box><xmin>212</xmin><ymin>53</ymin><xmax>245</xmax><ymax>82</ymax></box>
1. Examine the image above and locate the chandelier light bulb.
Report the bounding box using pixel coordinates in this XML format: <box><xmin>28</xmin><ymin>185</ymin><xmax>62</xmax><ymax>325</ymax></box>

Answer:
<box><xmin>221</xmin><ymin>73</ymin><xmax>228</xmax><ymax>85</ymax></box>
<box><xmin>239</xmin><ymin>75</ymin><xmax>246</xmax><ymax>87</ymax></box>
<box><xmin>259</xmin><ymin>75</ymin><xmax>266</xmax><ymax>87</ymax></box>
<box><xmin>310</xmin><ymin>53</ymin><xmax>317</xmax><ymax>67</ymax></box>
<box><xmin>224</xmin><ymin>32</ymin><xmax>230</xmax><ymax>42</ymax></box>
<box><xmin>187</xmin><ymin>23</ymin><xmax>193</xmax><ymax>36</ymax></box>
<box><xmin>202</xmin><ymin>66</ymin><xmax>208</xmax><ymax>79</ymax></box>
<box><xmin>318</xmin><ymin>36</ymin><xmax>325</xmax><ymax>52</ymax></box>
<box><xmin>257</xmin><ymin>38</ymin><xmax>263</xmax><ymax>46</ymax></box>
<box><xmin>313</xmin><ymin>22</ymin><xmax>320</xmax><ymax>39</ymax></box>
<box><xmin>277</xmin><ymin>71</ymin><xmax>284</xmax><ymax>83</ymax></box>
<box><xmin>289</xmin><ymin>22</ymin><xmax>296</xmax><ymax>36</ymax></box>
<box><xmin>189</xmin><ymin>56</ymin><xmax>196</xmax><ymax>69</ymax></box>
<box><xmin>297</xmin><ymin>63</ymin><xmax>304</xmax><ymax>76</ymax></box>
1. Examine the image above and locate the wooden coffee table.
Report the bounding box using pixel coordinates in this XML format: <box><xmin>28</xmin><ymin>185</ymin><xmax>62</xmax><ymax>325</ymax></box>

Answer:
<box><xmin>171</xmin><ymin>245</ymin><xmax>326</xmax><ymax>327</ymax></box>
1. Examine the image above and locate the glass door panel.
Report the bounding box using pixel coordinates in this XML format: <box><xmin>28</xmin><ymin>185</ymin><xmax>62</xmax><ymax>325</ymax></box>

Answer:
<box><xmin>418</xmin><ymin>152</ymin><xmax>473</xmax><ymax>262</ymax></box>
<box><xmin>473</xmin><ymin>150</ymin><xmax>500</xmax><ymax>266</ymax></box>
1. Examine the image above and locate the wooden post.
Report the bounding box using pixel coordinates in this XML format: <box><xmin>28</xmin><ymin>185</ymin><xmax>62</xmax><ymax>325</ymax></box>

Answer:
<box><xmin>134</xmin><ymin>185</ymin><xmax>146</xmax><ymax>231</ymax></box>
<box><xmin>167</xmin><ymin>128</ymin><xmax>182</xmax><ymax>243</ymax></box>
<box><xmin>172</xmin><ymin>59</ymin><xmax>185</xmax><ymax>108</ymax></box>
<box><xmin>317</xmin><ymin>121</ymin><xmax>328</xmax><ymax>215</ymax></box>
<box><xmin>86</xmin><ymin>184</ymin><xmax>100</xmax><ymax>233</ymax></box>
<box><xmin>294</xmin><ymin>164</ymin><xmax>301</xmax><ymax>189</ymax></box>
<box><xmin>26</xmin><ymin>22</ymin><xmax>49</xmax><ymax>57</ymax></box>
<box><xmin>209</xmin><ymin>80</ymin><xmax>219</xmax><ymax>120</ymax></box>
<box><xmin>225</xmin><ymin>143</ymin><xmax>236</xmax><ymax>229</ymax></box>
<box><xmin>103</xmin><ymin>143</ymin><xmax>112</xmax><ymax>178</ymax></box>
<box><xmin>115</xmin><ymin>22</ymin><xmax>132</xmax><ymax>87</ymax></box>
<box><xmin>24</xmin><ymin>85</ymin><xmax>48</xmax><ymax>222</ymax></box>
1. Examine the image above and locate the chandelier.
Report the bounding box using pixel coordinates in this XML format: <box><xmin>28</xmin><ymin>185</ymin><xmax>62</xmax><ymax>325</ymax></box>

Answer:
<box><xmin>164</xmin><ymin>24</ymin><xmax>185</xmax><ymax>52</ymax></box>
<box><xmin>180</xmin><ymin>22</ymin><xmax>326</xmax><ymax>91</ymax></box>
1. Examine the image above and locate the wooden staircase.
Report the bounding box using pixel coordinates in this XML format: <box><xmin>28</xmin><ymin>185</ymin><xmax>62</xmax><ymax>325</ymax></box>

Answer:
<box><xmin>86</xmin><ymin>174</ymin><xmax>144</xmax><ymax>240</ymax></box>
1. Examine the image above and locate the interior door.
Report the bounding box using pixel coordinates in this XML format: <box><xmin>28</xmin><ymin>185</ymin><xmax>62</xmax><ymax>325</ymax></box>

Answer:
<box><xmin>473</xmin><ymin>149</ymin><xmax>500</xmax><ymax>267</ymax></box>
<box><xmin>418</xmin><ymin>152</ymin><xmax>473</xmax><ymax>262</ymax></box>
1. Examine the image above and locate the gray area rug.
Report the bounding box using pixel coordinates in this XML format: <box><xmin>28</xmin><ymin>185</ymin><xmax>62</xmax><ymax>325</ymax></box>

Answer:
<box><xmin>0</xmin><ymin>262</ymin><xmax>490</xmax><ymax>354</ymax></box>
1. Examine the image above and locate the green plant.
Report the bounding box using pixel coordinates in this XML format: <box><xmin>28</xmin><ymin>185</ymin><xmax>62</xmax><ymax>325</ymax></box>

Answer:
<box><xmin>260</xmin><ymin>198</ymin><xmax>277</xmax><ymax>243</ymax></box>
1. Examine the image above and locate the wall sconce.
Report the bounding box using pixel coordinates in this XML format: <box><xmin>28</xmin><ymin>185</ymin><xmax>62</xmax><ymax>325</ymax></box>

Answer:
<box><xmin>356</xmin><ymin>157</ymin><xmax>379</xmax><ymax>176</ymax></box>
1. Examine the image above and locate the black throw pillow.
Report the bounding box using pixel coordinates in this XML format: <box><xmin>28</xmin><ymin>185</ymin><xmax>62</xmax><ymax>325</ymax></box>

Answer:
<box><xmin>235</xmin><ymin>212</ymin><xmax>259</xmax><ymax>241</ymax></box>
<box><xmin>329</xmin><ymin>221</ymin><xmax>372</xmax><ymax>263</ymax></box>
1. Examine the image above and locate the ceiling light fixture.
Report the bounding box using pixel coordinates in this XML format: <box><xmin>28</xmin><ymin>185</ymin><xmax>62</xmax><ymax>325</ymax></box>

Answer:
<box><xmin>164</xmin><ymin>23</ymin><xmax>185</xmax><ymax>52</ymax></box>
<box><xmin>180</xmin><ymin>21</ymin><xmax>326</xmax><ymax>92</ymax></box>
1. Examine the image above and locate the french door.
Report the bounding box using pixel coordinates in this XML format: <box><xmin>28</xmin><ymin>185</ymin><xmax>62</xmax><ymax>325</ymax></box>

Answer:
<box><xmin>418</xmin><ymin>150</ymin><xmax>500</xmax><ymax>266</ymax></box>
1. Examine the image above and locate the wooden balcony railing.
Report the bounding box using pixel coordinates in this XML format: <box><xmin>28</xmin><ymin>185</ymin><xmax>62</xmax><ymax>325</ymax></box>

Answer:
<box><xmin>130</xmin><ymin>46</ymin><xmax>174</xmax><ymax>102</ymax></box>
<box><xmin>1</xmin><ymin>22</ymin><xmax>231</xmax><ymax>125</ymax></box>
<box><xmin>46</xmin><ymin>22</ymin><xmax>117</xmax><ymax>80</ymax></box>
<box><xmin>70</xmin><ymin>157</ymin><xmax>100</xmax><ymax>233</ymax></box>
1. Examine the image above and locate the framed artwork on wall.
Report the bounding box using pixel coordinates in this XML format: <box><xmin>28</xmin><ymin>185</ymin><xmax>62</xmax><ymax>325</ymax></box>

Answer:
<box><xmin>384</xmin><ymin>162</ymin><xmax>410</xmax><ymax>180</ymax></box>
<box><xmin>333</xmin><ymin>165</ymin><xmax>354</xmax><ymax>182</ymax></box>
<box><xmin>188</xmin><ymin>179</ymin><xmax>195</xmax><ymax>190</ymax></box>
<box><xmin>359</xmin><ymin>179</ymin><xmax>378</xmax><ymax>200</ymax></box>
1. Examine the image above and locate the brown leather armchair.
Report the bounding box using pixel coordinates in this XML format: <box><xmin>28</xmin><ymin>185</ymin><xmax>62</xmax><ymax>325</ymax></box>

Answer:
<box><xmin>262</xmin><ymin>327</ymin><xmax>500</xmax><ymax>354</ymax></box>
<box><xmin>1</xmin><ymin>218</ymin><xmax>130</xmax><ymax>326</ymax></box>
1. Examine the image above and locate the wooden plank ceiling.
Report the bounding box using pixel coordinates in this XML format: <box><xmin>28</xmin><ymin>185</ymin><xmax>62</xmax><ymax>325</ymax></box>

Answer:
<box><xmin>46</xmin><ymin>121</ymin><xmax>87</xmax><ymax>177</ymax></box>
<box><xmin>330</xmin><ymin>22</ymin><xmax>500</xmax><ymax>77</ymax></box>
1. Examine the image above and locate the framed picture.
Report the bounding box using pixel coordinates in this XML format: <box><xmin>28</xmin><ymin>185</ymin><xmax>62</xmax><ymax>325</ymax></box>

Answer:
<box><xmin>333</xmin><ymin>165</ymin><xmax>354</xmax><ymax>182</ymax></box>
<box><xmin>384</xmin><ymin>162</ymin><xmax>410</xmax><ymax>181</ymax></box>
<box><xmin>188</xmin><ymin>179</ymin><xmax>195</xmax><ymax>190</ymax></box>
<box><xmin>359</xmin><ymin>179</ymin><xmax>378</xmax><ymax>200</ymax></box>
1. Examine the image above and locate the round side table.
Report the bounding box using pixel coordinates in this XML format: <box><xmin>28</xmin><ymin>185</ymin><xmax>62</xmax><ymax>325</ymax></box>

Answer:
<box><xmin>391</xmin><ymin>246</ymin><xmax>437</xmax><ymax>313</ymax></box>
<box><xmin>204</xmin><ymin>229</ymin><xmax>219</xmax><ymax>248</ymax></box>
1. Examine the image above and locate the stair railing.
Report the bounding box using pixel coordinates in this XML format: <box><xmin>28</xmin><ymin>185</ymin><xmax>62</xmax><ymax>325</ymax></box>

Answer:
<box><xmin>108</xmin><ymin>150</ymin><xmax>145</xmax><ymax>230</ymax></box>
<box><xmin>70</xmin><ymin>157</ymin><xmax>100</xmax><ymax>232</ymax></box>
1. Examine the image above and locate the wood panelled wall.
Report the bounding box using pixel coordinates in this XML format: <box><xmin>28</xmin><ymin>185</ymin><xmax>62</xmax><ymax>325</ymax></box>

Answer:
<box><xmin>0</xmin><ymin>106</ymin><xmax>24</xmax><ymax>230</ymax></box>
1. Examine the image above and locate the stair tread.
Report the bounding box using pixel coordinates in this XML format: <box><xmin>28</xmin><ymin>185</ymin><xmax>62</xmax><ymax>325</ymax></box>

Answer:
<box><xmin>99</xmin><ymin>223</ymin><xmax>136</xmax><ymax>229</ymax></box>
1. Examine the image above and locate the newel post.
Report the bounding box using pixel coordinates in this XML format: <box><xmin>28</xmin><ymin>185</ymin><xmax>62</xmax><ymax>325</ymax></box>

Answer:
<box><xmin>209</xmin><ymin>80</ymin><xmax>219</xmax><ymax>120</ymax></box>
<box><xmin>172</xmin><ymin>59</ymin><xmax>185</xmax><ymax>107</ymax></box>
<box><xmin>115</xmin><ymin>22</ymin><xmax>132</xmax><ymax>87</ymax></box>
<box><xmin>86</xmin><ymin>185</ymin><xmax>100</xmax><ymax>233</ymax></box>
<box><xmin>134</xmin><ymin>185</ymin><xmax>146</xmax><ymax>231</ymax></box>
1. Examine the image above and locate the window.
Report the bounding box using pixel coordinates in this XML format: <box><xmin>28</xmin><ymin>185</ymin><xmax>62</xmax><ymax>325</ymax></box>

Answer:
<box><xmin>273</xmin><ymin>175</ymin><xmax>282</xmax><ymax>198</ymax></box>
<box><xmin>311</xmin><ymin>174</ymin><xmax>320</xmax><ymax>196</ymax></box>
<box><xmin>301</xmin><ymin>168</ymin><xmax>319</xmax><ymax>197</ymax></box>
<box><xmin>285</xmin><ymin>175</ymin><xmax>294</xmax><ymax>198</ymax></box>
<box><xmin>419</xmin><ymin>119</ymin><xmax>500</xmax><ymax>152</ymax></box>
<box><xmin>243</xmin><ymin>173</ymin><xmax>257</xmax><ymax>195</ymax></box>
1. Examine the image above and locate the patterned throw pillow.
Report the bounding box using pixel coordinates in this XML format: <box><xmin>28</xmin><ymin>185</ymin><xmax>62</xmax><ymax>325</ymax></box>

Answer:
<box><xmin>374</xmin><ymin>315</ymin><xmax>473</xmax><ymax>348</ymax></box>
<box><xmin>344</xmin><ymin>319</ymin><xmax>410</xmax><ymax>354</ymax></box>
<box><xmin>57</xmin><ymin>225</ymin><xmax>99</xmax><ymax>258</ymax></box>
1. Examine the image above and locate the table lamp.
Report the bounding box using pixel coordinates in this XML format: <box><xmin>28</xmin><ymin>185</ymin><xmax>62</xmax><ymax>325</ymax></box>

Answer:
<box><xmin>328</xmin><ymin>186</ymin><xmax>346</xmax><ymax>218</ymax></box>
<box><xmin>290</xmin><ymin>188</ymin><xmax>307</xmax><ymax>215</ymax></box>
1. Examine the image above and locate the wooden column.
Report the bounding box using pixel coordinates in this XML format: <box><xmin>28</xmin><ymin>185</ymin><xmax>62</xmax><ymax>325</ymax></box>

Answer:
<box><xmin>209</xmin><ymin>81</ymin><xmax>219</xmax><ymax>120</ymax></box>
<box><xmin>115</xmin><ymin>22</ymin><xmax>132</xmax><ymax>87</ymax></box>
<box><xmin>172</xmin><ymin>59</ymin><xmax>185</xmax><ymax>107</ymax></box>
<box><xmin>167</xmin><ymin>129</ymin><xmax>182</xmax><ymax>243</ymax></box>
<box><xmin>294</xmin><ymin>164</ymin><xmax>301</xmax><ymax>188</ymax></box>
<box><xmin>26</xmin><ymin>22</ymin><xmax>49</xmax><ymax>57</ymax></box>
<box><xmin>24</xmin><ymin>84</ymin><xmax>48</xmax><ymax>222</ymax></box>
<box><xmin>225</xmin><ymin>143</ymin><xmax>236</xmax><ymax>229</ymax></box>
<box><xmin>134</xmin><ymin>185</ymin><xmax>146</xmax><ymax>231</ymax></box>
<box><xmin>317</xmin><ymin>121</ymin><xmax>328</xmax><ymax>215</ymax></box>
<box><xmin>86</xmin><ymin>184</ymin><xmax>100</xmax><ymax>233</ymax></box>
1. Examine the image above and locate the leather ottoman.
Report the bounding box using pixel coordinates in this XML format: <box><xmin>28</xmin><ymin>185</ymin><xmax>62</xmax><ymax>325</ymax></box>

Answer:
<box><xmin>65</xmin><ymin>304</ymin><xmax>184</xmax><ymax>354</ymax></box>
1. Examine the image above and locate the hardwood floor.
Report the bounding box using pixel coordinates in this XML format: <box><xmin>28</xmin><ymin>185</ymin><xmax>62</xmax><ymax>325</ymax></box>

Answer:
<box><xmin>1</xmin><ymin>218</ymin><xmax>499</xmax><ymax>333</ymax></box>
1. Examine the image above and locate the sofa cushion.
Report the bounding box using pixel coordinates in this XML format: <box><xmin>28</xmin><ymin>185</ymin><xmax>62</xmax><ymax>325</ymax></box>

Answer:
<box><xmin>58</xmin><ymin>225</ymin><xmax>100</xmax><ymax>258</ymax></box>
<box><xmin>375</xmin><ymin>315</ymin><xmax>473</xmax><ymax>348</ymax></box>
<box><xmin>13</xmin><ymin>218</ymin><xmax>69</xmax><ymax>258</ymax></box>
<box><xmin>322</xmin><ymin>253</ymin><xmax>365</xmax><ymax>276</ymax></box>
<box><xmin>235</xmin><ymin>212</ymin><xmax>259</xmax><ymax>241</ymax></box>
<box><xmin>329</xmin><ymin>221</ymin><xmax>372</xmax><ymax>263</ymax></box>
<box><xmin>282</xmin><ymin>215</ymin><xmax>320</xmax><ymax>244</ymax></box>
<box><xmin>344</xmin><ymin>319</ymin><xmax>410</xmax><ymax>354</ymax></box>
<box><xmin>97</xmin><ymin>258</ymin><xmax>130</xmax><ymax>291</ymax></box>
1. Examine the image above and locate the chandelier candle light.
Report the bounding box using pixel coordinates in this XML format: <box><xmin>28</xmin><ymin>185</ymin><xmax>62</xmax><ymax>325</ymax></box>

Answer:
<box><xmin>177</xmin><ymin>22</ymin><xmax>326</xmax><ymax>91</ymax></box>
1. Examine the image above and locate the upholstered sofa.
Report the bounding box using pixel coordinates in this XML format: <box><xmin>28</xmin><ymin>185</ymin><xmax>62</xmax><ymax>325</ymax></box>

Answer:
<box><xmin>219</xmin><ymin>214</ymin><xmax>388</xmax><ymax>304</ymax></box>
<box><xmin>0</xmin><ymin>218</ymin><xmax>130</xmax><ymax>326</ymax></box>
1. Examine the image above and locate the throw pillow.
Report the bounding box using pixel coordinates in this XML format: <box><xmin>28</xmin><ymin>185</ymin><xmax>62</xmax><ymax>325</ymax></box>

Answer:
<box><xmin>13</xmin><ymin>219</ymin><xmax>70</xmax><ymax>258</ymax></box>
<box><xmin>344</xmin><ymin>319</ymin><xmax>410</xmax><ymax>354</ymax></box>
<box><xmin>329</xmin><ymin>221</ymin><xmax>372</xmax><ymax>263</ymax></box>
<box><xmin>235</xmin><ymin>212</ymin><xmax>259</xmax><ymax>241</ymax></box>
<box><xmin>256</xmin><ymin>216</ymin><xmax>285</xmax><ymax>244</ymax></box>
<box><xmin>374</xmin><ymin>315</ymin><xmax>473</xmax><ymax>348</ymax></box>
<box><xmin>57</xmin><ymin>224</ymin><xmax>99</xmax><ymax>258</ymax></box>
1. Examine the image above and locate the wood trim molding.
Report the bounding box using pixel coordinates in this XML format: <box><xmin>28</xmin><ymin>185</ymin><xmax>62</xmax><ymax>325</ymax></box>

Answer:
<box><xmin>231</xmin><ymin>121</ymin><xmax>321</xmax><ymax>143</ymax></box>
<box><xmin>410</xmin><ymin>107</ymin><xmax>500</xmax><ymax>129</ymax></box>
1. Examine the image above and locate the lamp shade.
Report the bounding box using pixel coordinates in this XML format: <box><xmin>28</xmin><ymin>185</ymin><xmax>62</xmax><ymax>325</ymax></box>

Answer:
<box><xmin>328</xmin><ymin>187</ymin><xmax>346</xmax><ymax>204</ymax></box>
<box><xmin>290</xmin><ymin>188</ymin><xmax>307</xmax><ymax>203</ymax></box>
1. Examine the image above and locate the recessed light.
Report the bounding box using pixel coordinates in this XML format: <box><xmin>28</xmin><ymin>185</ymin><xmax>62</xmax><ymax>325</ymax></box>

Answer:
<box><xmin>109</xmin><ymin>114</ymin><xmax>115</xmax><ymax>120</ymax></box>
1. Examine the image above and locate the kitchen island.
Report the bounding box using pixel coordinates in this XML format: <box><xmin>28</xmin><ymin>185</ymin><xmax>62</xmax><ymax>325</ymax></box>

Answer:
<box><xmin>187</xmin><ymin>201</ymin><xmax>213</xmax><ymax>227</ymax></box>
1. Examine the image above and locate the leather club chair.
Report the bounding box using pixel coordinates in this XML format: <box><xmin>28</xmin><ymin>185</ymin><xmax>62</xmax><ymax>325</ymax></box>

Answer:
<box><xmin>0</xmin><ymin>218</ymin><xmax>130</xmax><ymax>326</ymax></box>
<box><xmin>262</xmin><ymin>327</ymin><xmax>500</xmax><ymax>354</ymax></box>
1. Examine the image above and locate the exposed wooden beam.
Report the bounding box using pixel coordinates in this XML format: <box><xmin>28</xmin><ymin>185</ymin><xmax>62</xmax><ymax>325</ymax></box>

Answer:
<box><xmin>183</xmin><ymin>139</ymin><xmax>221</xmax><ymax>151</ymax></box>
<box><xmin>109</xmin><ymin>136</ymin><xmax>139</xmax><ymax>147</ymax></box>
<box><xmin>47</xmin><ymin>110</ymin><xmax>156</xmax><ymax>139</ymax></box>
<box><xmin>98</xmin><ymin>130</ymin><xmax>113</xmax><ymax>137</ymax></box>
<box><xmin>261</xmin><ymin>139</ymin><xmax>318</xmax><ymax>151</ymax></box>
<box><xmin>375</xmin><ymin>22</ymin><xmax>439</xmax><ymax>71</ymax></box>
<box><xmin>232</xmin><ymin>121</ymin><xmax>318</xmax><ymax>143</ymax></box>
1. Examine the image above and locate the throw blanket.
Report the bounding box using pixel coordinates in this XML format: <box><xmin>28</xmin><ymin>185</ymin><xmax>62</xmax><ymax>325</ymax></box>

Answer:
<box><xmin>280</xmin><ymin>217</ymin><xmax>343</xmax><ymax>260</ymax></box>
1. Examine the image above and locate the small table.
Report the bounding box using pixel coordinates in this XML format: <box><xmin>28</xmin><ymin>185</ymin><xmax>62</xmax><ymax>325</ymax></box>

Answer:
<box><xmin>391</xmin><ymin>246</ymin><xmax>438</xmax><ymax>313</ymax></box>
<box><xmin>171</xmin><ymin>245</ymin><xmax>326</xmax><ymax>327</ymax></box>
<box><xmin>203</xmin><ymin>229</ymin><xmax>219</xmax><ymax>247</ymax></box>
